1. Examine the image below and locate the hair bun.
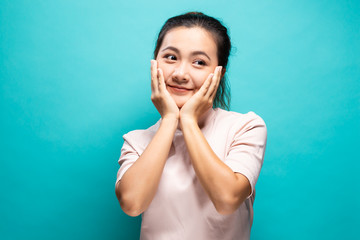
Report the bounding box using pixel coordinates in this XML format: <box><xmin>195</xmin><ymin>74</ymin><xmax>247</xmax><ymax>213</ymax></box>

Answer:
<box><xmin>185</xmin><ymin>12</ymin><xmax>204</xmax><ymax>16</ymax></box>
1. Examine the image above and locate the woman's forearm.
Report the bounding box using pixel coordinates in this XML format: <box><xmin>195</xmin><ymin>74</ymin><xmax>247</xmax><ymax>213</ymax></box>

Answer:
<box><xmin>116</xmin><ymin>117</ymin><xmax>178</xmax><ymax>216</ymax></box>
<box><xmin>180</xmin><ymin>118</ymin><xmax>251</xmax><ymax>215</ymax></box>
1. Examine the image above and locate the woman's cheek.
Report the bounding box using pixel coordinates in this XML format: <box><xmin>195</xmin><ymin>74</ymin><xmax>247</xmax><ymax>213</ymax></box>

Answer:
<box><xmin>194</xmin><ymin>73</ymin><xmax>209</xmax><ymax>88</ymax></box>
<box><xmin>158</xmin><ymin>62</ymin><xmax>172</xmax><ymax>78</ymax></box>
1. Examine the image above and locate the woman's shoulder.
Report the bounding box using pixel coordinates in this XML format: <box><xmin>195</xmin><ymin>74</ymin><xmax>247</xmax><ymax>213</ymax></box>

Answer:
<box><xmin>211</xmin><ymin>108</ymin><xmax>267</xmax><ymax>143</ymax></box>
<box><xmin>213</xmin><ymin>108</ymin><xmax>266</xmax><ymax>127</ymax></box>
<box><xmin>123</xmin><ymin>120</ymin><xmax>161</xmax><ymax>145</ymax></box>
<box><xmin>211</xmin><ymin>108</ymin><xmax>267</xmax><ymax>138</ymax></box>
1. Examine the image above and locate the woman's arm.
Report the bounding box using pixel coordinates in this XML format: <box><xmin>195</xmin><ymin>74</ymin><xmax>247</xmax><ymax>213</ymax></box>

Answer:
<box><xmin>115</xmin><ymin>60</ymin><xmax>179</xmax><ymax>216</ymax></box>
<box><xmin>115</xmin><ymin>117</ymin><xmax>178</xmax><ymax>216</ymax></box>
<box><xmin>180</xmin><ymin>66</ymin><xmax>251</xmax><ymax>215</ymax></box>
<box><xmin>181</xmin><ymin>119</ymin><xmax>251</xmax><ymax>215</ymax></box>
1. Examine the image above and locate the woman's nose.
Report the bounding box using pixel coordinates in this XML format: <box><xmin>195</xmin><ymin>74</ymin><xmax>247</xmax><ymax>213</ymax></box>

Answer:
<box><xmin>172</xmin><ymin>63</ymin><xmax>190</xmax><ymax>82</ymax></box>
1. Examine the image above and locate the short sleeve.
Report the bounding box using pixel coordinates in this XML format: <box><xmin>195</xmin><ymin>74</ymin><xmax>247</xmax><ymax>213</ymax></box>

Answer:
<box><xmin>115</xmin><ymin>135</ymin><xmax>140</xmax><ymax>185</ymax></box>
<box><xmin>224</xmin><ymin>114</ymin><xmax>267</xmax><ymax>198</ymax></box>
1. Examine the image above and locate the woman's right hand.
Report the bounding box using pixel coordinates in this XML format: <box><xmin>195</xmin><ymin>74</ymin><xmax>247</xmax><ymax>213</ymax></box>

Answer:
<box><xmin>151</xmin><ymin>60</ymin><xmax>179</xmax><ymax>120</ymax></box>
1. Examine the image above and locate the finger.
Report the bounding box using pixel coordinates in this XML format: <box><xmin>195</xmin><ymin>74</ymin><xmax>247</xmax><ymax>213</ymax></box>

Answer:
<box><xmin>207</xmin><ymin>66</ymin><xmax>222</xmax><ymax>99</ymax></box>
<box><xmin>209</xmin><ymin>66</ymin><xmax>222</xmax><ymax>99</ymax></box>
<box><xmin>151</xmin><ymin>60</ymin><xmax>159</xmax><ymax>93</ymax></box>
<box><xmin>157</xmin><ymin>68</ymin><xmax>166</xmax><ymax>91</ymax></box>
<box><xmin>198</xmin><ymin>73</ymin><xmax>214</xmax><ymax>96</ymax></box>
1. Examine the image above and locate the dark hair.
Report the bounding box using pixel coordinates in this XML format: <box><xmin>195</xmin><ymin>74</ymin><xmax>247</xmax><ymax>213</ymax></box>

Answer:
<box><xmin>153</xmin><ymin>12</ymin><xmax>231</xmax><ymax>110</ymax></box>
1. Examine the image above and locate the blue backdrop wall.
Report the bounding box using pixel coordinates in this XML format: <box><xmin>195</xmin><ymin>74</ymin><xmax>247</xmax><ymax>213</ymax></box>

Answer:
<box><xmin>1</xmin><ymin>0</ymin><xmax>359</xmax><ymax>239</ymax></box>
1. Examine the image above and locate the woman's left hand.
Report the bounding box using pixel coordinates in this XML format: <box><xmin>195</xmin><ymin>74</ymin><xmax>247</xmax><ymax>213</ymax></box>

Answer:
<box><xmin>180</xmin><ymin>66</ymin><xmax>223</xmax><ymax>124</ymax></box>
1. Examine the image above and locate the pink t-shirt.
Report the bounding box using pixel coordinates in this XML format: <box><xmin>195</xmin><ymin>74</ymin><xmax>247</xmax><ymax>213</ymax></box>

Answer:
<box><xmin>116</xmin><ymin>108</ymin><xmax>267</xmax><ymax>240</ymax></box>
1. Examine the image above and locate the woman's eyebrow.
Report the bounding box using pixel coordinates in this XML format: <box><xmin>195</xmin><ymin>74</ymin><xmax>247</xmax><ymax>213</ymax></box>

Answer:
<box><xmin>161</xmin><ymin>46</ymin><xmax>180</xmax><ymax>54</ymax></box>
<box><xmin>192</xmin><ymin>51</ymin><xmax>211</xmax><ymax>61</ymax></box>
<box><xmin>161</xmin><ymin>46</ymin><xmax>211</xmax><ymax>61</ymax></box>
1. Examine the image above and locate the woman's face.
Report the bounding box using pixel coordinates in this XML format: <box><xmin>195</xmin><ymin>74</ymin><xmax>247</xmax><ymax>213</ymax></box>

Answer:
<box><xmin>156</xmin><ymin>27</ymin><xmax>219</xmax><ymax>108</ymax></box>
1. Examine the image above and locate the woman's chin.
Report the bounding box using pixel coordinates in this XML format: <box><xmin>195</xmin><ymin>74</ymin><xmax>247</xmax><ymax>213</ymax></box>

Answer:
<box><xmin>172</xmin><ymin>96</ymin><xmax>190</xmax><ymax>109</ymax></box>
<box><xmin>175</xmin><ymin>102</ymin><xmax>186</xmax><ymax>109</ymax></box>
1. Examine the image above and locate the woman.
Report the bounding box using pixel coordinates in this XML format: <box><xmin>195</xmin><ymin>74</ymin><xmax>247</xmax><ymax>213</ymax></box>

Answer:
<box><xmin>115</xmin><ymin>12</ymin><xmax>267</xmax><ymax>240</ymax></box>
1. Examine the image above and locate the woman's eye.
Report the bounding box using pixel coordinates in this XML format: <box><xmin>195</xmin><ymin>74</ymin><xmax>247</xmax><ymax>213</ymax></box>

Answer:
<box><xmin>194</xmin><ymin>60</ymin><xmax>206</xmax><ymax>66</ymax></box>
<box><xmin>164</xmin><ymin>55</ymin><xmax>176</xmax><ymax>61</ymax></box>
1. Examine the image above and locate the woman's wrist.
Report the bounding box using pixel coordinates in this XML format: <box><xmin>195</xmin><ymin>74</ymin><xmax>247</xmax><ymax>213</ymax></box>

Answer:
<box><xmin>161</xmin><ymin>115</ymin><xmax>179</xmax><ymax>129</ymax></box>
<box><xmin>179</xmin><ymin>116</ymin><xmax>198</xmax><ymax>130</ymax></box>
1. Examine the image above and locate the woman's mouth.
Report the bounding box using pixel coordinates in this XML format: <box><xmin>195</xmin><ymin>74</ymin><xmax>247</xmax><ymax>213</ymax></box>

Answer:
<box><xmin>167</xmin><ymin>85</ymin><xmax>192</xmax><ymax>94</ymax></box>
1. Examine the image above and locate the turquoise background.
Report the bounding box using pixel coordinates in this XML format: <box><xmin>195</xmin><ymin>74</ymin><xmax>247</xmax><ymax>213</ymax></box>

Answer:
<box><xmin>1</xmin><ymin>0</ymin><xmax>359</xmax><ymax>239</ymax></box>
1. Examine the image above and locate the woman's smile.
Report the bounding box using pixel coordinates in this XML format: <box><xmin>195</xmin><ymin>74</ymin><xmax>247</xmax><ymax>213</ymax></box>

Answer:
<box><xmin>167</xmin><ymin>84</ymin><xmax>193</xmax><ymax>95</ymax></box>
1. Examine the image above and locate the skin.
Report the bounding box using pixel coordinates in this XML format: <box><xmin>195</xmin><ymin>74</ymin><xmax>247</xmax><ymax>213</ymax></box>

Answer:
<box><xmin>115</xmin><ymin>26</ymin><xmax>251</xmax><ymax>216</ymax></box>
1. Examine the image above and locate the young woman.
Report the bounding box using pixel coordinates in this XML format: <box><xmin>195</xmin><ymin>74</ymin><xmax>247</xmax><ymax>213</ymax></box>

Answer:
<box><xmin>115</xmin><ymin>12</ymin><xmax>267</xmax><ymax>240</ymax></box>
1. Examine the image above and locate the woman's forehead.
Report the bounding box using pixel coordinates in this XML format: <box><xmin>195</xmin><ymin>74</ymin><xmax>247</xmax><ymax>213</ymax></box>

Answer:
<box><xmin>160</xmin><ymin>27</ymin><xmax>217</xmax><ymax>54</ymax></box>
